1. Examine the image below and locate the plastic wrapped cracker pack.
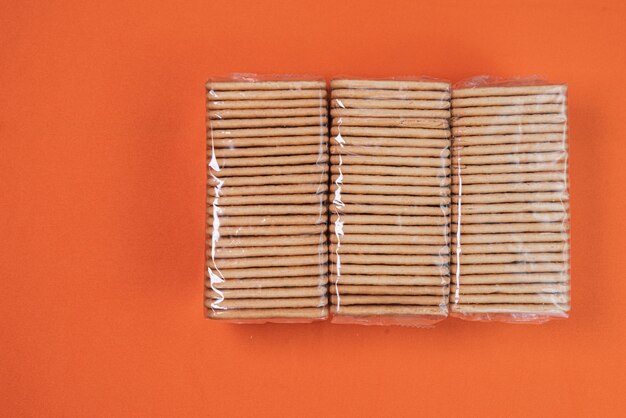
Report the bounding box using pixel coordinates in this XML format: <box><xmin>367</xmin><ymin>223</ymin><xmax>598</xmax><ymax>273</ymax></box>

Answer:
<box><xmin>206</xmin><ymin>75</ymin><xmax>330</xmax><ymax>323</ymax></box>
<box><xmin>449</xmin><ymin>77</ymin><xmax>570</xmax><ymax>322</ymax></box>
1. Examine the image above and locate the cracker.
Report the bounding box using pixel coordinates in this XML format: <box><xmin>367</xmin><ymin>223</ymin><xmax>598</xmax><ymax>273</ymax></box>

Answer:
<box><xmin>210</xmin><ymin>183</ymin><xmax>327</xmax><ymax>196</ymax></box>
<box><xmin>452</xmin><ymin>293</ymin><xmax>569</xmax><ymax>304</ymax></box>
<box><xmin>213</xmin><ymin>265</ymin><xmax>327</xmax><ymax>279</ymax></box>
<box><xmin>331</xmin><ymin>294</ymin><xmax>446</xmax><ymax>306</ymax></box>
<box><xmin>330</xmin><ymin>253</ymin><xmax>445</xmax><ymax>266</ymax></box>
<box><xmin>332</xmin><ymin>174</ymin><xmax>449</xmax><ymax>186</ymax></box>
<box><xmin>331</xmin><ymin>126</ymin><xmax>450</xmax><ymax>139</ymax></box>
<box><xmin>214</xmin><ymin>244</ymin><xmax>326</xmax><ymax>259</ymax></box>
<box><xmin>212</xmin><ymin>145</ymin><xmax>322</xmax><ymax>158</ymax></box>
<box><xmin>211</xmin><ymin>135</ymin><xmax>326</xmax><ymax>148</ymax></box>
<box><xmin>211</xmin><ymin>224</ymin><xmax>326</xmax><ymax>237</ymax></box>
<box><xmin>451</xmin><ymin>191</ymin><xmax>568</xmax><ymax>204</ymax></box>
<box><xmin>209</xmin><ymin>107</ymin><xmax>326</xmax><ymax>119</ymax></box>
<box><xmin>213</xmin><ymin>234</ymin><xmax>325</xmax><ymax>248</ymax></box>
<box><xmin>450</xmin><ymin>262</ymin><xmax>566</xmax><ymax>275</ymax></box>
<box><xmin>212</xmin><ymin>126</ymin><xmax>326</xmax><ymax>139</ymax></box>
<box><xmin>452</xmin><ymin>133</ymin><xmax>566</xmax><ymax>146</ymax></box>
<box><xmin>208</xmin><ymin>99</ymin><xmax>327</xmax><ymax>110</ymax></box>
<box><xmin>330</xmin><ymin>233</ymin><xmax>448</xmax><ymax>245</ymax></box>
<box><xmin>207</xmin><ymin>80</ymin><xmax>326</xmax><ymax>91</ymax></box>
<box><xmin>333</xmin><ymin>135</ymin><xmax>450</xmax><ymax>149</ymax></box>
<box><xmin>450</xmin><ymin>283</ymin><xmax>569</xmax><ymax>294</ymax></box>
<box><xmin>331</xmin><ymin>164</ymin><xmax>450</xmax><ymax>177</ymax></box>
<box><xmin>452</xmin><ymin>85</ymin><xmax>566</xmax><ymax>98</ymax></box>
<box><xmin>210</xmin><ymin>194</ymin><xmax>325</xmax><ymax>206</ymax></box>
<box><xmin>334</xmin><ymin>117</ymin><xmax>449</xmax><ymax>129</ymax></box>
<box><xmin>330</xmin><ymin>264</ymin><xmax>448</xmax><ymax>276</ymax></box>
<box><xmin>452</xmin><ymin>182</ymin><xmax>566</xmax><ymax>195</ymax></box>
<box><xmin>455</xmin><ymin>142</ymin><xmax>566</xmax><ymax>156</ymax></box>
<box><xmin>452</xmin><ymin>252</ymin><xmax>567</xmax><ymax>265</ymax></box>
<box><xmin>331</xmin><ymin>79</ymin><xmax>450</xmax><ymax>91</ymax></box>
<box><xmin>212</xmin><ymin>153</ymin><xmax>328</xmax><ymax>168</ymax></box>
<box><xmin>451</xmin><ymin>94</ymin><xmax>565</xmax><ymax>108</ymax></box>
<box><xmin>331</xmin><ymin>183</ymin><xmax>448</xmax><ymax>196</ymax></box>
<box><xmin>332</xmin><ymin>145</ymin><xmax>450</xmax><ymax>158</ymax></box>
<box><xmin>209</xmin><ymin>276</ymin><xmax>327</xmax><ymax>289</ymax></box>
<box><xmin>449</xmin><ymin>304</ymin><xmax>568</xmax><ymax>314</ymax></box>
<box><xmin>330</xmin><ymin>243</ymin><xmax>448</xmax><ymax>255</ymax></box>
<box><xmin>331</xmin><ymin>223</ymin><xmax>447</xmax><ymax>236</ymax></box>
<box><xmin>457</xmin><ymin>202</ymin><xmax>567</xmax><ymax>214</ymax></box>
<box><xmin>212</xmin><ymin>254</ymin><xmax>325</xmax><ymax>269</ymax></box>
<box><xmin>209</xmin><ymin>296</ymin><xmax>327</xmax><ymax>309</ymax></box>
<box><xmin>212</xmin><ymin>204</ymin><xmax>326</xmax><ymax>216</ymax></box>
<box><xmin>331</xmin><ymin>203</ymin><xmax>449</xmax><ymax>216</ymax></box>
<box><xmin>450</xmin><ymin>272</ymin><xmax>569</xmax><ymax>284</ymax></box>
<box><xmin>209</xmin><ymin>173</ymin><xmax>327</xmax><ymax>187</ymax></box>
<box><xmin>208</xmin><ymin>306</ymin><xmax>328</xmax><ymax>320</ymax></box>
<box><xmin>210</xmin><ymin>116</ymin><xmax>326</xmax><ymax>129</ymax></box>
<box><xmin>335</xmin><ymin>193</ymin><xmax>448</xmax><ymax>206</ymax></box>
<box><xmin>451</xmin><ymin>162</ymin><xmax>567</xmax><ymax>175</ymax></box>
<box><xmin>332</xmin><ymin>98</ymin><xmax>450</xmax><ymax>110</ymax></box>
<box><xmin>331</xmin><ymin>213</ymin><xmax>448</xmax><ymax>226</ymax></box>
<box><xmin>208</xmin><ymin>214</ymin><xmax>325</xmax><ymax>227</ymax></box>
<box><xmin>451</xmin><ymin>232</ymin><xmax>568</xmax><ymax>244</ymax></box>
<box><xmin>451</xmin><ymin>211</ymin><xmax>566</xmax><ymax>224</ymax></box>
<box><xmin>457</xmin><ymin>172</ymin><xmax>566</xmax><ymax>185</ymax></box>
<box><xmin>330</xmin><ymin>274</ymin><xmax>446</xmax><ymax>286</ymax></box>
<box><xmin>451</xmin><ymin>104</ymin><xmax>566</xmax><ymax>117</ymax></box>
<box><xmin>451</xmin><ymin>222</ymin><xmax>566</xmax><ymax>234</ymax></box>
<box><xmin>331</xmin><ymin>305</ymin><xmax>446</xmax><ymax>316</ymax></box>
<box><xmin>207</xmin><ymin>286</ymin><xmax>326</xmax><ymax>299</ymax></box>
<box><xmin>332</xmin><ymin>88</ymin><xmax>450</xmax><ymax>100</ymax></box>
<box><xmin>453</xmin><ymin>114</ymin><xmax>566</xmax><ymax>127</ymax></box>
<box><xmin>208</xmin><ymin>89</ymin><xmax>326</xmax><ymax>101</ymax></box>
<box><xmin>452</xmin><ymin>124</ymin><xmax>566</xmax><ymax>137</ymax></box>
<box><xmin>212</xmin><ymin>163</ymin><xmax>327</xmax><ymax>177</ymax></box>
<box><xmin>453</xmin><ymin>152</ymin><xmax>565</xmax><ymax>166</ymax></box>
<box><xmin>331</xmin><ymin>154</ymin><xmax>447</xmax><ymax>168</ymax></box>
<box><xmin>331</xmin><ymin>107</ymin><xmax>451</xmax><ymax>119</ymax></box>
<box><xmin>456</xmin><ymin>242</ymin><xmax>568</xmax><ymax>254</ymax></box>
<box><xmin>331</xmin><ymin>284</ymin><xmax>447</xmax><ymax>296</ymax></box>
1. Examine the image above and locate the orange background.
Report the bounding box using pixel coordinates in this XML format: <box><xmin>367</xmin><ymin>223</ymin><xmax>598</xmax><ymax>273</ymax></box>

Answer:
<box><xmin>2</xmin><ymin>0</ymin><xmax>625</xmax><ymax>416</ymax></box>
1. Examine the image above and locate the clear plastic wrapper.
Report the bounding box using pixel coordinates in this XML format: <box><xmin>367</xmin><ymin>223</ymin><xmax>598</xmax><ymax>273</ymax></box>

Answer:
<box><xmin>450</xmin><ymin>77</ymin><xmax>570</xmax><ymax>322</ymax></box>
<box><xmin>329</xmin><ymin>78</ymin><xmax>452</xmax><ymax>326</ymax></box>
<box><xmin>205</xmin><ymin>74</ymin><xmax>329</xmax><ymax>323</ymax></box>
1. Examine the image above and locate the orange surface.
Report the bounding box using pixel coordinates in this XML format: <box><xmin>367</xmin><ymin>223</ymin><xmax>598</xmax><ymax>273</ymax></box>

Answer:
<box><xmin>1</xmin><ymin>0</ymin><xmax>625</xmax><ymax>416</ymax></box>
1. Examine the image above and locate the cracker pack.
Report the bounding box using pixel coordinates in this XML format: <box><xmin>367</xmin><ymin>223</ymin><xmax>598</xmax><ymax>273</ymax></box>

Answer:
<box><xmin>329</xmin><ymin>78</ymin><xmax>452</xmax><ymax>326</ymax></box>
<box><xmin>450</xmin><ymin>77</ymin><xmax>570</xmax><ymax>322</ymax></box>
<box><xmin>206</xmin><ymin>75</ymin><xmax>329</xmax><ymax>322</ymax></box>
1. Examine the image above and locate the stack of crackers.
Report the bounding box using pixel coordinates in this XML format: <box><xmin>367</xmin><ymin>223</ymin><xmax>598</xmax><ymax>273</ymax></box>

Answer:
<box><xmin>450</xmin><ymin>83</ymin><xmax>570</xmax><ymax>319</ymax></box>
<box><xmin>329</xmin><ymin>79</ymin><xmax>452</xmax><ymax>325</ymax></box>
<box><xmin>205</xmin><ymin>78</ymin><xmax>329</xmax><ymax>322</ymax></box>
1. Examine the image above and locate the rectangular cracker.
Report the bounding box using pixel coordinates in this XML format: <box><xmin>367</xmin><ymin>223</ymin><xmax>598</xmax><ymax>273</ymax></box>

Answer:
<box><xmin>209</xmin><ymin>276</ymin><xmax>327</xmax><ymax>289</ymax></box>
<box><xmin>207</xmin><ymin>286</ymin><xmax>326</xmax><ymax>299</ymax></box>
<box><xmin>330</xmin><ymin>274</ymin><xmax>446</xmax><ymax>286</ymax></box>
<box><xmin>332</xmin><ymin>305</ymin><xmax>446</xmax><ymax>316</ymax></box>
<box><xmin>451</xmin><ymin>85</ymin><xmax>566</xmax><ymax>98</ymax></box>
<box><xmin>331</xmin><ymin>203</ymin><xmax>449</xmax><ymax>216</ymax></box>
<box><xmin>451</xmin><ymin>103</ymin><xmax>566</xmax><ymax>117</ymax></box>
<box><xmin>331</xmin><ymin>213</ymin><xmax>448</xmax><ymax>226</ymax></box>
<box><xmin>208</xmin><ymin>307</ymin><xmax>328</xmax><ymax>320</ymax></box>
<box><xmin>207</xmin><ymin>80</ymin><xmax>326</xmax><ymax>91</ymax></box>
<box><xmin>332</xmin><ymin>144</ymin><xmax>450</xmax><ymax>157</ymax></box>
<box><xmin>330</xmin><ymin>243</ymin><xmax>449</xmax><ymax>255</ymax></box>
<box><xmin>330</xmin><ymin>264</ymin><xmax>448</xmax><ymax>276</ymax></box>
<box><xmin>331</xmin><ymin>79</ymin><xmax>450</xmax><ymax>91</ymax></box>
<box><xmin>331</xmin><ymin>284</ymin><xmax>448</xmax><ymax>296</ymax></box>
<box><xmin>331</xmin><ymin>294</ymin><xmax>446</xmax><ymax>306</ymax></box>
